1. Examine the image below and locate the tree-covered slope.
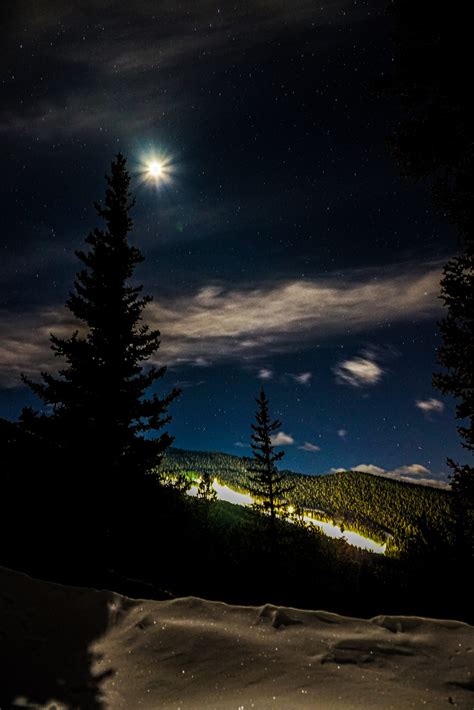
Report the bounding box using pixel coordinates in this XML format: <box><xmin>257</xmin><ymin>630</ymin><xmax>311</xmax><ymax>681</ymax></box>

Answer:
<box><xmin>159</xmin><ymin>448</ymin><xmax>454</xmax><ymax>551</ymax></box>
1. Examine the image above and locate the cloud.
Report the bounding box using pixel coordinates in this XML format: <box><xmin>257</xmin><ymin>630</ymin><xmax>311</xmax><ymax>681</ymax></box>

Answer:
<box><xmin>351</xmin><ymin>463</ymin><xmax>386</xmax><ymax>476</ymax></box>
<box><xmin>337</xmin><ymin>428</ymin><xmax>347</xmax><ymax>439</ymax></box>
<box><xmin>145</xmin><ymin>265</ymin><xmax>441</xmax><ymax>365</ymax></box>
<box><xmin>258</xmin><ymin>368</ymin><xmax>273</xmax><ymax>380</ymax></box>
<box><xmin>0</xmin><ymin>307</ymin><xmax>81</xmax><ymax>388</ymax></box>
<box><xmin>298</xmin><ymin>442</ymin><xmax>321</xmax><ymax>452</ymax></box>
<box><xmin>193</xmin><ymin>357</ymin><xmax>212</xmax><ymax>367</ymax></box>
<box><xmin>390</xmin><ymin>464</ymin><xmax>430</xmax><ymax>476</ymax></box>
<box><xmin>331</xmin><ymin>462</ymin><xmax>450</xmax><ymax>489</ymax></box>
<box><xmin>234</xmin><ymin>442</ymin><xmax>249</xmax><ymax>449</ymax></box>
<box><xmin>1</xmin><ymin>0</ymin><xmax>359</xmax><ymax>141</ymax></box>
<box><xmin>415</xmin><ymin>398</ymin><xmax>444</xmax><ymax>415</ymax></box>
<box><xmin>334</xmin><ymin>356</ymin><xmax>384</xmax><ymax>388</ymax></box>
<box><xmin>270</xmin><ymin>431</ymin><xmax>294</xmax><ymax>446</ymax></box>
<box><xmin>0</xmin><ymin>264</ymin><xmax>443</xmax><ymax>386</ymax></box>
<box><xmin>292</xmin><ymin>372</ymin><xmax>312</xmax><ymax>385</ymax></box>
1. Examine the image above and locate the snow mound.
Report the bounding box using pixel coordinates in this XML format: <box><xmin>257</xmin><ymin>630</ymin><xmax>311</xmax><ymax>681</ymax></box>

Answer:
<box><xmin>1</xmin><ymin>566</ymin><xmax>473</xmax><ymax>709</ymax></box>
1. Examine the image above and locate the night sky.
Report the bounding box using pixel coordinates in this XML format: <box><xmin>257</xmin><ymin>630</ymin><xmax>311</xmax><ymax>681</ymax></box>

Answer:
<box><xmin>1</xmin><ymin>0</ymin><xmax>461</xmax><ymax>486</ymax></box>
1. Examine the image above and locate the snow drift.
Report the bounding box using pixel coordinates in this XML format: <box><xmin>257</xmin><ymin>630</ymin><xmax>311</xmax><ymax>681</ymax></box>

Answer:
<box><xmin>1</xmin><ymin>566</ymin><xmax>473</xmax><ymax>709</ymax></box>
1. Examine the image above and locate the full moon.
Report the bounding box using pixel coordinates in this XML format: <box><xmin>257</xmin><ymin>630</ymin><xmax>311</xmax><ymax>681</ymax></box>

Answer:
<box><xmin>138</xmin><ymin>151</ymin><xmax>174</xmax><ymax>188</ymax></box>
<box><xmin>148</xmin><ymin>161</ymin><xmax>163</xmax><ymax>178</ymax></box>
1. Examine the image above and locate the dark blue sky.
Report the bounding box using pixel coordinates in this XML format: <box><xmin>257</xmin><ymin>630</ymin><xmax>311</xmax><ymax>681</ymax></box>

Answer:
<box><xmin>0</xmin><ymin>0</ymin><xmax>462</xmax><ymax>485</ymax></box>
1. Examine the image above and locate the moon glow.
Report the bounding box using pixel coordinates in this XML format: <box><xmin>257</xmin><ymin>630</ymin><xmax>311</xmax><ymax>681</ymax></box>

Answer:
<box><xmin>138</xmin><ymin>151</ymin><xmax>174</xmax><ymax>188</ymax></box>
<box><xmin>148</xmin><ymin>161</ymin><xmax>163</xmax><ymax>178</ymax></box>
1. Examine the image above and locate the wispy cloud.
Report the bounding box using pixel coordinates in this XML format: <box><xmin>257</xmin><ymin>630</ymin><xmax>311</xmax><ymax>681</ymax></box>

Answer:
<box><xmin>2</xmin><ymin>0</ymin><xmax>358</xmax><ymax>141</ymax></box>
<box><xmin>257</xmin><ymin>368</ymin><xmax>274</xmax><ymax>380</ymax></box>
<box><xmin>193</xmin><ymin>357</ymin><xmax>212</xmax><ymax>368</ymax></box>
<box><xmin>334</xmin><ymin>356</ymin><xmax>384</xmax><ymax>388</ymax></box>
<box><xmin>337</xmin><ymin>428</ymin><xmax>347</xmax><ymax>439</ymax></box>
<box><xmin>0</xmin><ymin>264</ymin><xmax>442</xmax><ymax>386</ymax></box>
<box><xmin>270</xmin><ymin>431</ymin><xmax>294</xmax><ymax>446</ymax></box>
<box><xmin>292</xmin><ymin>372</ymin><xmax>312</xmax><ymax>385</ymax></box>
<box><xmin>147</xmin><ymin>265</ymin><xmax>441</xmax><ymax>365</ymax></box>
<box><xmin>298</xmin><ymin>442</ymin><xmax>321</xmax><ymax>452</ymax></box>
<box><xmin>0</xmin><ymin>307</ymin><xmax>80</xmax><ymax>387</ymax></box>
<box><xmin>390</xmin><ymin>464</ymin><xmax>431</xmax><ymax>476</ymax></box>
<box><xmin>330</xmin><ymin>462</ymin><xmax>450</xmax><ymax>489</ymax></box>
<box><xmin>351</xmin><ymin>464</ymin><xmax>386</xmax><ymax>475</ymax></box>
<box><xmin>415</xmin><ymin>398</ymin><xmax>444</xmax><ymax>415</ymax></box>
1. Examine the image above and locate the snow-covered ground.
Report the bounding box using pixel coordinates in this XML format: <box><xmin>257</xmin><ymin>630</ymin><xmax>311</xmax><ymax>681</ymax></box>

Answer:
<box><xmin>301</xmin><ymin>514</ymin><xmax>386</xmax><ymax>554</ymax></box>
<box><xmin>1</xmin><ymin>566</ymin><xmax>473</xmax><ymax>709</ymax></box>
<box><xmin>189</xmin><ymin>479</ymin><xmax>253</xmax><ymax>506</ymax></box>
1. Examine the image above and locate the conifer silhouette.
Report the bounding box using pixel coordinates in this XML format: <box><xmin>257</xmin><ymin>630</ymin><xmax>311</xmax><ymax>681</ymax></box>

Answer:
<box><xmin>246</xmin><ymin>389</ymin><xmax>294</xmax><ymax>531</ymax></box>
<box><xmin>384</xmin><ymin>1</ymin><xmax>474</xmax><ymax>556</ymax></box>
<box><xmin>22</xmin><ymin>154</ymin><xmax>180</xmax><ymax>490</ymax></box>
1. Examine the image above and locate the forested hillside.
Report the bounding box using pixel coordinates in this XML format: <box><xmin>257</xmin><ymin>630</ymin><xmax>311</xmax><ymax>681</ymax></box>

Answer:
<box><xmin>159</xmin><ymin>448</ymin><xmax>454</xmax><ymax>553</ymax></box>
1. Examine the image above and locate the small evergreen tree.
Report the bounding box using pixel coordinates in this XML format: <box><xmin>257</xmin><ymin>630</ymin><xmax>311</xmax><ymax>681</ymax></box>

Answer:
<box><xmin>22</xmin><ymin>153</ymin><xmax>180</xmax><ymax>493</ymax></box>
<box><xmin>196</xmin><ymin>471</ymin><xmax>217</xmax><ymax>503</ymax></box>
<box><xmin>246</xmin><ymin>389</ymin><xmax>294</xmax><ymax>531</ymax></box>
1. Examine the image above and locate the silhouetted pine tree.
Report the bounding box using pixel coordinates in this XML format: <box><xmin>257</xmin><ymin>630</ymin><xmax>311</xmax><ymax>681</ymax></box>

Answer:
<box><xmin>382</xmin><ymin>0</ymin><xmax>474</xmax><ymax>557</ymax></box>
<box><xmin>433</xmin><ymin>250</ymin><xmax>474</xmax><ymax>558</ymax></box>
<box><xmin>246</xmin><ymin>389</ymin><xmax>294</xmax><ymax>531</ymax></box>
<box><xmin>22</xmin><ymin>153</ymin><xmax>180</xmax><ymax>494</ymax></box>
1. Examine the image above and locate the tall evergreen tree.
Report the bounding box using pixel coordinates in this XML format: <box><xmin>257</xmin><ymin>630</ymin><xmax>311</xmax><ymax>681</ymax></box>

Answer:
<box><xmin>382</xmin><ymin>0</ymin><xmax>474</xmax><ymax>555</ymax></box>
<box><xmin>433</xmin><ymin>251</ymin><xmax>474</xmax><ymax>557</ymax></box>
<box><xmin>246</xmin><ymin>389</ymin><xmax>294</xmax><ymax>530</ymax></box>
<box><xmin>22</xmin><ymin>153</ymin><xmax>180</xmax><ymax>490</ymax></box>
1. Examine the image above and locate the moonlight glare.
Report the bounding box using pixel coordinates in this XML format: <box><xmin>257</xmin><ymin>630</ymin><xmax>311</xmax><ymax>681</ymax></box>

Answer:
<box><xmin>148</xmin><ymin>161</ymin><xmax>162</xmax><ymax>177</ymax></box>
<box><xmin>137</xmin><ymin>151</ymin><xmax>174</xmax><ymax>188</ymax></box>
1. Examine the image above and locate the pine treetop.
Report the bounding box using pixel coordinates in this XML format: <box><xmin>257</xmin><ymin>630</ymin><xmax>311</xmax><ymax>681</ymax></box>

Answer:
<box><xmin>245</xmin><ymin>388</ymin><xmax>295</xmax><ymax>507</ymax></box>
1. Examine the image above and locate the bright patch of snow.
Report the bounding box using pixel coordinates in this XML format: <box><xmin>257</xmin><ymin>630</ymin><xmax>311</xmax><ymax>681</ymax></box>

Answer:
<box><xmin>190</xmin><ymin>480</ymin><xmax>385</xmax><ymax>553</ymax></box>
<box><xmin>1</xmin><ymin>567</ymin><xmax>473</xmax><ymax>709</ymax></box>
